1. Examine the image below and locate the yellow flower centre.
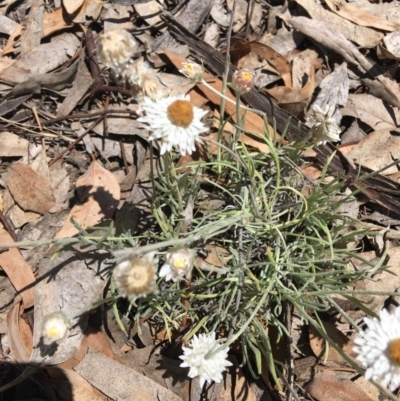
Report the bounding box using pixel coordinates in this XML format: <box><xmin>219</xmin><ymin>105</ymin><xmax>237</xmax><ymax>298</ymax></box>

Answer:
<box><xmin>387</xmin><ymin>338</ymin><xmax>400</xmax><ymax>365</ymax></box>
<box><xmin>242</xmin><ymin>71</ymin><xmax>253</xmax><ymax>83</ymax></box>
<box><xmin>185</xmin><ymin>65</ymin><xmax>194</xmax><ymax>73</ymax></box>
<box><xmin>47</xmin><ymin>327</ymin><xmax>60</xmax><ymax>338</ymax></box>
<box><xmin>167</xmin><ymin>100</ymin><xmax>194</xmax><ymax>128</ymax></box>
<box><xmin>172</xmin><ymin>257</ymin><xmax>188</xmax><ymax>270</ymax></box>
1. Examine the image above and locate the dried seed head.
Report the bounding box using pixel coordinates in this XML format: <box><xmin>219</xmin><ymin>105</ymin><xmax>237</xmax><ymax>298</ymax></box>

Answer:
<box><xmin>113</xmin><ymin>252</ymin><xmax>157</xmax><ymax>299</ymax></box>
<box><xmin>129</xmin><ymin>59</ymin><xmax>164</xmax><ymax>101</ymax></box>
<box><xmin>97</xmin><ymin>29</ymin><xmax>138</xmax><ymax>77</ymax></box>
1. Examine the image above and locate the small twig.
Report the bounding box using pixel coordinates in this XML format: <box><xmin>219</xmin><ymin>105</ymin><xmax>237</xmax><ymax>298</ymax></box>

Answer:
<box><xmin>48</xmin><ymin>115</ymin><xmax>103</xmax><ymax>167</ymax></box>
<box><xmin>219</xmin><ymin>0</ymin><xmax>237</xmax><ymax>129</ymax></box>
<box><xmin>181</xmin><ymin>279</ymin><xmax>191</xmax><ymax>328</ymax></box>
<box><xmin>0</xmin><ymin>211</ymin><xmax>16</xmax><ymax>242</ymax></box>
<box><xmin>285</xmin><ymin>301</ymin><xmax>294</xmax><ymax>401</ymax></box>
<box><xmin>228</xmin><ymin>226</ymin><xmax>243</xmax><ymax>337</ymax></box>
<box><xmin>119</xmin><ymin>139</ymin><xmax>130</xmax><ymax>175</ymax></box>
<box><xmin>103</xmin><ymin>95</ymin><xmax>110</xmax><ymax>138</ymax></box>
<box><xmin>40</xmin><ymin>109</ymin><xmax>136</xmax><ymax>126</ymax></box>
<box><xmin>245</xmin><ymin>0</ymin><xmax>256</xmax><ymax>38</ymax></box>
<box><xmin>86</xmin><ymin>29</ymin><xmax>103</xmax><ymax>95</ymax></box>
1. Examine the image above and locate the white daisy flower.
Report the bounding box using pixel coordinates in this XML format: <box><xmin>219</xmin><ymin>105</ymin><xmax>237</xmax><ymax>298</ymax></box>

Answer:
<box><xmin>305</xmin><ymin>103</ymin><xmax>341</xmax><ymax>145</ymax></box>
<box><xmin>354</xmin><ymin>307</ymin><xmax>400</xmax><ymax>391</ymax></box>
<box><xmin>159</xmin><ymin>248</ymin><xmax>195</xmax><ymax>282</ymax></box>
<box><xmin>137</xmin><ymin>95</ymin><xmax>208</xmax><ymax>155</ymax></box>
<box><xmin>180</xmin><ymin>332</ymin><xmax>233</xmax><ymax>388</ymax></box>
<box><xmin>42</xmin><ymin>311</ymin><xmax>71</xmax><ymax>345</ymax></box>
<box><xmin>113</xmin><ymin>252</ymin><xmax>157</xmax><ymax>299</ymax></box>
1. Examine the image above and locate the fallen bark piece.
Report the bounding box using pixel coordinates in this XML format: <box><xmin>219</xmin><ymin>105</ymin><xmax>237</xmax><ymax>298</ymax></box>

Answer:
<box><xmin>74</xmin><ymin>348</ymin><xmax>184</xmax><ymax>401</ymax></box>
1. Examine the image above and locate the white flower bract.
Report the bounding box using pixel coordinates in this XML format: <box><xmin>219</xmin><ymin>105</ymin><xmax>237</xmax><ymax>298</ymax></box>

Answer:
<box><xmin>305</xmin><ymin>104</ymin><xmax>341</xmax><ymax>145</ymax></box>
<box><xmin>354</xmin><ymin>307</ymin><xmax>400</xmax><ymax>391</ymax></box>
<box><xmin>180</xmin><ymin>332</ymin><xmax>232</xmax><ymax>388</ymax></box>
<box><xmin>138</xmin><ymin>95</ymin><xmax>208</xmax><ymax>155</ymax></box>
<box><xmin>128</xmin><ymin>59</ymin><xmax>165</xmax><ymax>101</ymax></box>
<box><xmin>159</xmin><ymin>248</ymin><xmax>195</xmax><ymax>282</ymax></box>
<box><xmin>42</xmin><ymin>311</ymin><xmax>71</xmax><ymax>345</ymax></box>
<box><xmin>97</xmin><ymin>29</ymin><xmax>138</xmax><ymax>78</ymax></box>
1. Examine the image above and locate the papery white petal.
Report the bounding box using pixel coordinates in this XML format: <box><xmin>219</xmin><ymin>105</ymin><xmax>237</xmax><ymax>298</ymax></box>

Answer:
<box><xmin>180</xmin><ymin>332</ymin><xmax>231</xmax><ymax>388</ymax></box>
<box><xmin>354</xmin><ymin>307</ymin><xmax>400</xmax><ymax>391</ymax></box>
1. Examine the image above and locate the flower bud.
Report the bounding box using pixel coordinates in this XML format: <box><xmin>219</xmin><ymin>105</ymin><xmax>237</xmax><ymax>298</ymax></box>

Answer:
<box><xmin>159</xmin><ymin>248</ymin><xmax>195</xmax><ymax>282</ymax></box>
<box><xmin>231</xmin><ymin>69</ymin><xmax>255</xmax><ymax>94</ymax></box>
<box><xmin>179</xmin><ymin>62</ymin><xmax>204</xmax><ymax>83</ymax></box>
<box><xmin>42</xmin><ymin>311</ymin><xmax>71</xmax><ymax>345</ymax></box>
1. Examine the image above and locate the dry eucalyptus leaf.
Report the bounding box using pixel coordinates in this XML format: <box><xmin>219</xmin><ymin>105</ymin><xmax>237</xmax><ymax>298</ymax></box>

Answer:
<box><xmin>343</xmin><ymin>93</ymin><xmax>398</xmax><ymax>131</ymax></box>
<box><xmin>230</xmin><ymin>38</ymin><xmax>292</xmax><ymax>87</ymax></box>
<box><xmin>45</xmin><ymin>367</ymin><xmax>105</xmax><ymax>401</ymax></box>
<box><xmin>267</xmin><ymin>65</ymin><xmax>314</xmax><ymax>118</ymax></box>
<box><xmin>351</xmin><ymin>247</ymin><xmax>400</xmax><ymax>316</ymax></box>
<box><xmin>0</xmin><ymin>132</ymin><xmax>29</xmax><ymax>157</ymax></box>
<box><xmin>30</xmin><ymin>150</ymin><xmax>51</xmax><ymax>183</ymax></box>
<box><xmin>204</xmin><ymin>22</ymin><xmax>220</xmax><ymax>48</ymax></box>
<box><xmin>134</xmin><ymin>1</ymin><xmax>163</xmax><ymax>26</ymax></box>
<box><xmin>49</xmin><ymin>161</ymin><xmax>70</xmax><ymax>206</ymax></box>
<box><xmin>19</xmin><ymin>0</ymin><xmax>44</xmax><ymax>56</ymax></box>
<box><xmin>294</xmin><ymin>0</ymin><xmax>383</xmax><ymax>48</ymax></box>
<box><xmin>71</xmin><ymin>0</ymin><xmax>101</xmax><ymax>23</ymax></box>
<box><xmin>121</xmin><ymin>346</ymin><xmax>188</xmax><ymax>399</ymax></box>
<box><xmin>2</xmin><ymin>8</ymin><xmax>74</xmax><ymax>55</ymax></box>
<box><xmin>353</xmin><ymin>375</ymin><xmax>381</xmax><ymax>401</ymax></box>
<box><xmin>0</xmin><ymin>228</ymin><xmax>35</xmax><ymax>309</ymax></box>
<box><xmin>56</xmin><ymin>55</ymin><xmax>93</xmax><ymax>117</ymax></box>
<box><xmin>305</xmin><ymin>371</ymin><xmax>374</xmax><ymax>401</ymax></box>
<box><xmin>325</xmin><ymin>0</ymin><xmax>400</xmax><ymax>32</ymax></box>
<box><xmin>63</xmin><ymin>0</ymin><xmax>85</xmax><ymax>14</ymax></box>
<box><xmin>382</xmin><ymin>31</ymin><xmax>400</xmax><ymax>60</ymax></box>
<box><xmin>289</xmin><ymin>16</ymin><xmax>400</xmax><ymax>108</ymax></box>
<box><xmin>0</xmin><ymin>16</ymin><xmax>18</xmax><ymax>34</ymax></box>
<box><xmin>56</xmin><ymin>160</ymin><xmax>120</xmax><ymax>238</ymax></box>
<box><xmin>210</xmin><ymin>0</ymin><xmax>230</xmax><ymax>27</ymax></box>
<box><xmin>89</xmin><ymin>116</ymin><xmax>145</xmax><ymax>137</ymax></box>
<box><xmin>317</xmin><ymin>62</ymin><xmax>349</xmax><ymax>107</ymax></box>
<box><xmin>5</xmin><ymin>60</ymin><xmax>79</xmax><ymax>99</ymax></box>
<box><xmin>309</xmin><ymin>321</ymin><xmax>356</xmax><ymax>363</ymax></box>
<box><xmin>7</xmin><ymin>303</ymin><xmax>32</xmax><ymax>362</ymax></box>
<box><xmin>348</xmin><ymin>129</ymin><xmax>400</xmax><ymax>174</ymax></box>
<box><xmin>227</xmin><ymin>0</ymin><xmax>247</xmax><ymax>33</ymax></box>
<box><xmin>0</xmin><ymin>33</ymin><xmax>80</xmax><ymax>84</ymax></box>
<box><xmin>265</xmin><ymin>31</ymin><xmax>306</xmax><ymax>56</ymax></box>
<box><xmin>5</xmin><ymin>163</ymin><xmax>55</xmax><ymax>214</ymax></box>
<box><xmin>8</xmin><ymin>204</ymin><xmax>41</xmax><ymax>228</ymax></box>
<box><xmin>91</xmin><ymin>137</ymin><xmax>123</xmax><ymax>159</ymax></box>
